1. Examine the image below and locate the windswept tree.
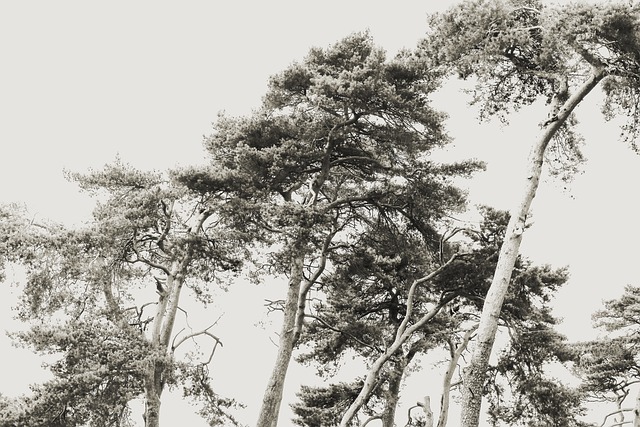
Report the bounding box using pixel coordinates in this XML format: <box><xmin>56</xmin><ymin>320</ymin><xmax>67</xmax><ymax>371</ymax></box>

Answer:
<box><xmin>421</xmin><ymin>2</ymin><xmax>640</xmax><ymax>425</ymax></box>
<box><xmin>189</xmin><ymin>32</ymin><xmax>481</xmax><ymax>427</ymax></box>
<box><xmin>0</xmin><ymin>160</ymin><xmax>247</xmax><ymax>427</ymax></box>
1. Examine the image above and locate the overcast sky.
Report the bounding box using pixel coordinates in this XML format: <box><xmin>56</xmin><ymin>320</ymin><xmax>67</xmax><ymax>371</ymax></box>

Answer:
<box><xmin>1</xmin><ymin>1</ymin><xmax>639</xmax><ymax>426</ymax></box>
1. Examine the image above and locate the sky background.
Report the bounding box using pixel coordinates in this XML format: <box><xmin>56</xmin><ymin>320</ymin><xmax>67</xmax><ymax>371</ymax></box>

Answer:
<box><xmin>1</xmin><ymin>1</ymin><xmax>639</xmax><ymax>426</ymax></box>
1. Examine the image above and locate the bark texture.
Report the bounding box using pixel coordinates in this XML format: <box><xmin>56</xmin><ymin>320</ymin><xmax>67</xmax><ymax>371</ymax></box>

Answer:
<box><xmin>460</xmin><ymin>68</ymin><xmax>606</xmax><ymax>427</ymax></box>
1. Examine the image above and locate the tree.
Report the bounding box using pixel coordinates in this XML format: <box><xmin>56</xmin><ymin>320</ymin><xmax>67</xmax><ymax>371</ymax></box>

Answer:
<box><xmin>194</xmin><ymin>32</ymin><xmax>480</xmax><ymax>427</ymax></box>
<box><xmin>0</xmin><ymin>321</ymin><xmax>148</xmax><ymax>427</ymax></box>
<box><xmin>572</xmin><ymin>285</ymin><xmax>640</xmax><ymax>427</ymax></box>
<box><xmin>485</xmin><ymin>310</ymin><xmax>587</xmax><ymax>427</ymax></box>
<box><xmin>292</xmin><ymin>220</ymin><xmax>460</xmax><ymax>427</ymax></box>
<box><xmin>1</xmin><ymin>160</ymin><xmax>246</xmax><ymax>427</ymax></box>
<box><xmin>421</xmin><ymin>2</ymin><xmax>640</xmax><ymax>425</ymax></box>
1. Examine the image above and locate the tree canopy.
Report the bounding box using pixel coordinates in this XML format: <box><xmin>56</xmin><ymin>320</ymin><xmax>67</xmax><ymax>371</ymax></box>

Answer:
<box><xmin>2</xmin><ymin>3</ymin><xmax>640</xmax><ymax>427</ymax></box>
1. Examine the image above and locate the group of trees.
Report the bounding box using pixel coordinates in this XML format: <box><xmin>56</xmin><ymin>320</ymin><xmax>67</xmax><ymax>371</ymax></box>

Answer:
<box><xmin>2</xmin><ymin>1</ymin><xmax>640</xmax><ymax>427</ymax></box>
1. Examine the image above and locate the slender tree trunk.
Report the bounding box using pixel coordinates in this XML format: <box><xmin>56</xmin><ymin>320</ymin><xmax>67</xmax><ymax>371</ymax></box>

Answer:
<box><xmin>460</xmin><ymin>68</ymin><xmax>606</xmax><ymax>427</ymax></box>
<box><xmin>634</xmin><ymin>386</ymin><xmax>640</xmax><ymax>427</ymax></box>
<box><xmin>143</xmin><ymin>358</ymin><xmax>165</xmax><ymax>427</ymax></box>
<box><xmin>381</xmin><ymin>361</ymin><xmax>404</xmax><ymax>427</ymax></box>
<box><xmin>340</xmin><ymin>257</ymin><xmax>459</xmax><ymax>427</ymax></box>
<box><xmin>143</xmin><ymin>261</ymin><xmax>188</xmax><ymax>427</ymax></box>
<box><xmin>256</xmin><ymin>253</ymin><xmax>305</xmax><ymax>427</ymax></box>
<box><xmin>438</xmin><ymin>328</ymin><xmax>475</xmax><ymax>427</ymax></box>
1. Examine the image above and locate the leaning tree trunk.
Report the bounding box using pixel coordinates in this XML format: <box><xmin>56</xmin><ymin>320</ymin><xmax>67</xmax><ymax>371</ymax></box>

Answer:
<box><xmin>460</xmin><ymin>68</ymin><xmax>606</xmax><ymax>427</ymax></box>
<box><xmin>256</xmin><ymin>253</ymin><xmax>305</xmax><ymax>427</ymax></box>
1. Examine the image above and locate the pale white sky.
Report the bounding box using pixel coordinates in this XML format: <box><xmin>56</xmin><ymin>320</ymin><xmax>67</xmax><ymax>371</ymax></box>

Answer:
<box><xmin>1</xmin><ymin>1</ymin><xmax>639</xmax><ymax>426</ymax></box>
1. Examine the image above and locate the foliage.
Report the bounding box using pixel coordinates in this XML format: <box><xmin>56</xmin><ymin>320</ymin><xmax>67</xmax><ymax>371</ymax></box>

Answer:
<box><xmin>0</xmin><ymin>320</ymin><xmax>147</xmax><ymax>427</ymax></box>
<box><xmin>292</xmin><ymin>382</ymin><xmax>366</xmax><ymax>427</ymax></box>
<box><xmin>292</xmin><ymin>208</ymin><xmax>577</xmax><ymax>426</ymax></box>
<box><xmin>486</xmin><ymin>311</ymin><xmax>587</xmax><ymax>427</ymax></box>
<box><xmin>1</xmin><ymin>160</ymin><xmax>247</xmax><ymax>426</ymax></box>
<box><xmin>421</xmin><ymin>0</ymin><xmax>640</xmax><ymax>172</ymax></box>
<box><xmin>195</xmin><ymin>31</ymin><xmax>482</xmax><ymax>261</ymax></box>
<box><xmin>572</xmin><ymin>286</ymin><xmax>640</xmax><ymax>409</ymax></box>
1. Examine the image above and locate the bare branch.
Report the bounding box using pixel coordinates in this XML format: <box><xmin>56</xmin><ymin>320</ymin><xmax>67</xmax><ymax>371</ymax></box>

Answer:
<box><xmin>396</xmin><ymin>253</ymin><xmax>466</xmax><ymax>341</ymax></box>
<box><xmin>265</xmin><ymin>299</ymin><xmax>285</xmax><ymax>313</ymax></box>
<box><xmin>130</xmin><ymin>239</ymin><xmax>171</xmax><ymax>275</ymax></box>
<box><xmin>600</xmin><ymin>408</ymin><xmax>635</xmax><ymax>427</ymax></box>
<box><xmin>171</xmin><ymin>323</ymin><xmax>224</xmax><ymax>365</ymax></box>
<box><xmin>404</xmin><ymin>404</ymin><xmax>422</xmax><ymax>427</ymax></box>
<box><xmin>361</xmin><ymin>415</ymin><xmax>383</xmax><ymax>427</ymax></box>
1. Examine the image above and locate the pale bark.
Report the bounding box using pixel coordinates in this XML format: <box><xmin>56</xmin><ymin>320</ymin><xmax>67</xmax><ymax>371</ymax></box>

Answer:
<box><xmin>422</xmin><ymin>396</ymin><xmax>434</xmax><ymax>427</ymax></box>
<box><xmin>460</xmin><ymin>67</ymin><xmax>606</xmax><ymax>427</ymax></box>
<box><xmin>256</xmin><ymin>254</ymin><xmax>305</xmax><ymax>427</ymax></box>
<box><xmin>438</xmin><ymin>327</ymin><xmax>475</xmax><ymax>427</ymax></box>
<box><xmin>339</xmin><ymin>255</ymin><xmax>461</xmax><ymax>427</ymax></box>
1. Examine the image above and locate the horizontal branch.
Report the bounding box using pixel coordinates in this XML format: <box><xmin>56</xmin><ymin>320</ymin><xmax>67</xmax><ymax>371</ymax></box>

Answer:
<box><xmin>171</xmin><ymin>323</ymin><xmax>223</xmax><ymax>356</ymax></box>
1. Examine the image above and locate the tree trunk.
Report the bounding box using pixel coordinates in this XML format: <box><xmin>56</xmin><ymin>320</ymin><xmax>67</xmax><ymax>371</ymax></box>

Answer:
<box><xmin>256</xmin><ymin>253</ymin><xmax>305</xmax><ymax>427</ymax></box>
<box><xmin>381</xmin><ymin>361</ymin><xmax>404</xmax><ymax>427</ymax></box>
<box><xmin>460</xmin><ymin>68</ymin><xmax>606</xmax><ymax>427</ymax></box>
<box><xmin>634</xmin><ymin>386</ymin><xmax>640</xmax><ymax>427</ymax></box>
<box><xmin>438</xmin><ymin>328</ymin><xmax>475</xmax><ymax>427</ymax></box>
<box><xmin>422</xmin><ymin>396</ymin><xmax>434</xmax><ymax>427</ymax></box>
<box><xmin>143</xmin><ymin>358</ymin><xmax>164</xmax><ymax>427</ymax></box>
<box><xmin>143</xmin><ymin>261</ymin><xmax>188</xmax><ymax>427</ymax></box>
<box><xmin>339</xmin><ymin>258</ymin><xmax>459</xmax><ymax>427</ymax></box>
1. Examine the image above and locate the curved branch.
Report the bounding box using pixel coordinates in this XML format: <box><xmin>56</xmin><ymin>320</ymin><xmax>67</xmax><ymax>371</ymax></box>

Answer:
<box><xmin>171</xmin><ymin>323</ymin><xmax>223</xmax><ymax>364</ymax></box>
<box><xmin>361</xmin><ymin>415</ymin><xmax>382</xmax><ymax>427</ymax></box>
<box><xmin>396</xmin><ymin>253</ymin><xmax>466</xmax><ymax>342</ymax></box>
<box><xmin>600</xmin><ymin>408</ymin><xmax>635</xmax><ymax>427</ymax></box>
<box><xmin>404</xmin><ymin>404</ymin><xmax>422</xmax><ymax>427</ymax></box>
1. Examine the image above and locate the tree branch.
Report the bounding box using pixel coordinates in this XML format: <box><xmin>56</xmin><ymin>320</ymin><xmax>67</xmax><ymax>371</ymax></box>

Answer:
<box><xmin>361</xmin><ymin>415</ymin><xmax>383</xmax><ymax>427</ymax></box>
<box><xmin>396</xmin><ymin>253</ymin><xmax>466</xmax><ymax>342</ymax></box>
<box><xmin>171</xmin><ymin>323</ymin><xmax>224</xmax><ymax>365</ymax></box>
<box><xmin>600</xmin><ymin>408</ymin><xmax>635</xmax><ymax>427</ymax></box>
